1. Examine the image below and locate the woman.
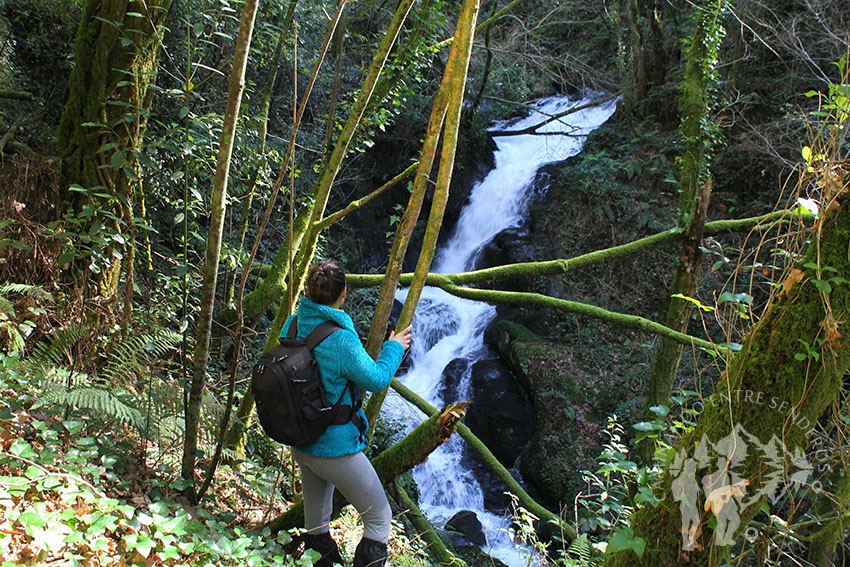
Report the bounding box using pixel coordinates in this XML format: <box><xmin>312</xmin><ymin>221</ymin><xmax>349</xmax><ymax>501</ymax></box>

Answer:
<box><xmin>283</xmin><ymin>259</ymin><xmax>412</xmax><ymax>567</ymax></box>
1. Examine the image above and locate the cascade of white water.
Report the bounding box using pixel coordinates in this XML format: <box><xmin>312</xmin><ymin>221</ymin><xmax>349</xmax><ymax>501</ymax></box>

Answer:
<box><xmin>386</xmin><ymin>94</ymin><xmax>617</xmax><ymax>566</ymax></box>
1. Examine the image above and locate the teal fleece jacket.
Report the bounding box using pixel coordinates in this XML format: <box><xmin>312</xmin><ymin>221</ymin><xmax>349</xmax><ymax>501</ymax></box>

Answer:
<box><xmin>281</xmin><ymin>297</ymin><xmax>404</xmax><ymax>457</ymax></box>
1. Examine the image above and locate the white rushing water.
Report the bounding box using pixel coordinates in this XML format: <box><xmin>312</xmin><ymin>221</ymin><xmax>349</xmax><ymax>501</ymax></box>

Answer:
<box><xmin>387</xmin><ymin>94</ymin><xmax>617</xmax><ymax>566</ymax></box>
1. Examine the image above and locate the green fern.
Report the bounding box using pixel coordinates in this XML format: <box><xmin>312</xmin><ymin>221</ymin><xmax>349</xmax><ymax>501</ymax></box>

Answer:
<box><xmin>100</xmin><ymin>331</ymin><xmax>181</xmax><ymax>386</ymax></box>
<box><xmin>0</xmin><ymin>296</ymin><xmax>14</xmax><ymax>318</ymax></box>
<box><xmin>31</xmin><ymin>329</ymin><xmax>182</xmax><ymax>438</ymax></box>
<box><xmin>29</xmin><ymin>326</ymin><xmax>227</xmax><ymax>468</ymax></box>
<box><xmin>29</xmin><ymin>324</ymin><xmax>89</xmax><ymax>368</ymax></box>
<box><xmin>34</xmin><ymin>386</ymin><xmax>145</xmax><ymax>431</ymax></box>
<box><xmin>0</xmin><ymin>283</ymin><xmax>53</xmax><ymax>354</ymax></box>
<box><xmin>0</xmin><ymin>283</ymin><xmax>54</xmax><ymax>302</ymax></box>
<box><xmin>566</xmin><ymin>533</ymin><xmax>593</xmax><ymax>566</ymax></box>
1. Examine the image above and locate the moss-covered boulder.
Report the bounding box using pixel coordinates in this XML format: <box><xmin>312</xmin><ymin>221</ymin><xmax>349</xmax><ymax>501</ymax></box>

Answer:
<box><xmin>489</xmin><ymin>318</ymin><xmax>633</xmax><ymax>507</ymax></box>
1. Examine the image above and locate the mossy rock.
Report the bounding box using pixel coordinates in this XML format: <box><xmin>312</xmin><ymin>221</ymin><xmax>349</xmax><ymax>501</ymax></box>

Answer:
<box><xmin>490</xmin><ymin>319</ymin><xmax>543</xmax><ymax>393</ymax></box>
<box><xmin>448</xmin><ymin>543</ymin><xmax>509</xmax><ymax>567</ymax></box>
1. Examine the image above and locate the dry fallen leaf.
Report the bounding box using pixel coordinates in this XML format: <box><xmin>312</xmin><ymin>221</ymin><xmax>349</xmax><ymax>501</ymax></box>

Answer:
<box><xmin>782</xmin><ymin>268</ymin><xmax>805</xmax><ymax>296</ymax></box>
<box><xmin>822</xmin><ymin>312</ymin><xmax>843</xmax><ymax>348</ymax></box>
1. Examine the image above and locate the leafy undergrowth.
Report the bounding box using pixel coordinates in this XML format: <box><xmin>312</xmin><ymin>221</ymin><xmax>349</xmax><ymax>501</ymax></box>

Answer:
<box><xmin>0</xmin><ymin>351</ymin><xmax>439</xmax><ymax>567</ymax></box>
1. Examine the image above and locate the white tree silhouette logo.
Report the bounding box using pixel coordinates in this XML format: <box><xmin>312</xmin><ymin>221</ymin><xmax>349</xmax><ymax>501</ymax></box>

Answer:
<box><xmin>669</xmin><ymin>423</ymin><xmax>814</xmax><ymax>550</ymax></box>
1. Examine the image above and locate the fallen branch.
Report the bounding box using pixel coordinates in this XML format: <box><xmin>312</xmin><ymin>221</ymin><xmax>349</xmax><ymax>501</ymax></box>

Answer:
<box><xmin>395</xmin><ymin>481</ymin><xmax>466</xmax><ymax>566</ymax></box>
<box><xmin>390</xmin><ymin>379</ymin><xmax>572</xmax><ymax>539</ymax></box>
<box><xmin>0</xmin><ymin>89</ymin><xmax>35</xmax><ymax>100</ymax></box>
<box><xmin>346</xmin><ymin>209</ymin><xmax>813</xmax><ymax>288</ymax></box>
<box><xmin>439</xmin><ymin>283</ymin><xmax>714</xmax><ymax>350</ymax></box>
<box><xmin>489</xmin><ymin>93</ymin><xmax>619</xmax><ymax>137</ymax></box>
<box><xmin>314</xmin><ymin>161</ymin><xmax>418</xmax><ymax>232</ymax></box>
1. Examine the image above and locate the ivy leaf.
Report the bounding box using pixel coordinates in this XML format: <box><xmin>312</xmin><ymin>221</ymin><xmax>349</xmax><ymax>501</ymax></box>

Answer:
<box><xmin>9</xmin><ymin>438</ymin><xmax>35</xmax><ymax>459</ymax></box>
<box><xmin>649</xmin><ymin>405</ymin><xmax>670</xmax><ymax>417</ymax></box>
<box><xmin>635</xmin><ymin>486</ymin><xmax>662</xmax><ymax>508</ymax></box>
<box><xmin>110</xmin><ymin>151</ymin><xmax>127</xmax><ymax>169</ymax></box>
<box><xmin>813</xmin><ymin>279</ymin><xmax>832</xmax><ymax>294</ymax></box>
<box><xmin>607</xmin><ymin>527</ymin><xmax>646</xmax><ymax>557</ymax></box>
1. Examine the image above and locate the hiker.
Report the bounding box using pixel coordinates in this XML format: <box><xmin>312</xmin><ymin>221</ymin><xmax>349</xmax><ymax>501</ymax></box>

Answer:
<box><xmin>284</xmin><ymin>259</ymin><xmax>412</xmax><ymax>567</ymax></box>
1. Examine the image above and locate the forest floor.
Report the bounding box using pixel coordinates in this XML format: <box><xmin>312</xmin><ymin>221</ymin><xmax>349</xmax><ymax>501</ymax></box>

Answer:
<box><xmin>0</xmin><ymin>352</ymin><xmax>435</xmax><ymax>567</ymax></box>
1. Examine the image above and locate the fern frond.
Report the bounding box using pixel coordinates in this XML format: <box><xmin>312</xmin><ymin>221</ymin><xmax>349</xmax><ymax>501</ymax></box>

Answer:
<box><xmin>29</xmin><ymin>324</ymin><xmax>89</xmax><ymax>367</ymax></box>
<box><xmin>101</xmin><ymin>331</ymin><xmax>181</xmax><ymax>385</ymax></box>
<box><xmin>34</xmin><ymin>387</ymin><xmax>144</xmax><ymax>432</ymax></box>
<box><xmin>0</xmin><ymin>283</ymin><xmax>54</xmax><ymax>302</ymax></box>
<box><xmin>0</xmin><ymin>297</ymin><xmax>15</xmax><ymax>318</ymax></box>
<box><xmin>2</xmin><ymin>322</ymin><xmax>25</xmax><ymax>353</ymax></box>
<box><xmin>567</xmin><ymin>533</ymin><xmax>592</xmax><ymax>566</ymax></box>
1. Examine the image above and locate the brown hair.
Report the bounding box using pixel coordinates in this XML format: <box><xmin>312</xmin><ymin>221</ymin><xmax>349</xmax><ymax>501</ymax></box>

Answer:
<box><xmin>306</xmin><ymin>260</ymin><xmax>346</xmax><ymax>305</ymax></box>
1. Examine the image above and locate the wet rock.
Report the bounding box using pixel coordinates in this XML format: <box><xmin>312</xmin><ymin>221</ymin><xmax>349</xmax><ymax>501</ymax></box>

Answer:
<box><xmin>439</xmin><ymin>358</ymin><xmax>469</xmax><ymax>403</ymax></box>
<box><xmin>464</xmin><ymin>357</ymin><xmax>534</xmax><ymax>468</ymax></box>
<box><xmin>470</xmin><ymin>227</ymin><xmax>536</xmax><ymax>291</ymax></box>
<box><xmin>445</xmin><ymin>510</ymin><xmax>486</xmax><ymax>547</ymax></box>
<box><xmin>489</xmin><ymin>319</ymin><xmax>543</xmax><ymax>393</ymax></box>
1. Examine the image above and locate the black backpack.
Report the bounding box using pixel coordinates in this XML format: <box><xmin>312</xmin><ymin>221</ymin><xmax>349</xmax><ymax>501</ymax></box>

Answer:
<box><xmin>252</xmin><ymin>316</ymin><xmax>366</xmax><ymax>446</ymax></box>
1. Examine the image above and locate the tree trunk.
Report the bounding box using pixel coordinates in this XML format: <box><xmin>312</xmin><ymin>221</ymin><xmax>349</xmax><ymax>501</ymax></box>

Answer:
<box><xmin>807</xmin><ymin>462</ymin><xmax>850</xmax><ymax>566</ymax></box>
<box><xmin>214</xmin><ymin>0</ymin><xmax>424</xmax><ymax>336</ymax></box>
<box><xmin>364</xmin><ymin>0</ymin><xmax>480</xmax><ymax>434</ymax></box>
<box><xmin>181</xmin><ymin>0</ymin><xmax>260</xmax><ymax>500</ymax></box>
<box><xmin>57</xmin><ymin>0</ymin><xmax>173</xmax><ymax>297</ymax></box>
<box><xmin>225</xmin><ymin>23</ymin><xmax>291</xmax><ymax>306</ymax></box>
<box><xmin>222</xmin><ymin>0</ymin><xmax>418</xmax><ymax>454</ymax></box>
<box><xmin>0</xmin><ymin>89</ymin><xmax>35</xmax><ymax>100</ymax></box>
<box><xmin>609</xmin><ymin>191</ymin><xmax>850</xmax><ymax>565</ymax></box>
<box><xmin>283</xmin><ymin>0</ymin><xmax>419</xmax><ymax>315</ymax></box>
<box><xmin>644</xmin><ymin>0</ymin><xmax>725</xmax><ymax>430</ymax></box>
<box><xmin>644</xmin><ymin>180</ymin><xmax>711</xmax><ymax>415</ymax></box>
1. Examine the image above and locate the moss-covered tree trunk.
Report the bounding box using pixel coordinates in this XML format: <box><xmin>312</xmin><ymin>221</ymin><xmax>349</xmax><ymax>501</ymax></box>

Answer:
<box><xmin>363</xmin><ymin>0</ymin><xmax>480</xmax><ymax>435</ymax></box>
<box><xmin>281</xmin><ymin>0</ymin><xmax>419</xmax><ymax>320</ymax></box>
<box><xmin>181</xmin><ymin>0</ymin><xmax>259</xmax><ymax>501</ymax></box>
<box><xmin>225</xmin><ymin>8</ymin><xmax>295</xmax><ymax>305</ymax></box>
<box><xmin>624</xmin><ymin>0</ymin><xmax>667</xmax><ymax>117</ymax></box>
<box><xmin>644</xmin><ymin>0</ymin><xmax>725</xmax><ymax>426</ymax></box>
<box><xmin>221</xmin><ymin>0</ymin><xmax>418</xmax><ymax>454</ymax></box>
<box><xmin>214</xmin><ymin>0</ymin><xmax>427</xmax><ymax>335</ymax></box>
<box><xmin>57</xmin><ymin>0</ymin><xmax>173</xmax><ymax>297</ymax></box>
<box><xmin>609</xmin><ymin>189</ymin><xmax>850</xmax><ymax>565</ymax></box>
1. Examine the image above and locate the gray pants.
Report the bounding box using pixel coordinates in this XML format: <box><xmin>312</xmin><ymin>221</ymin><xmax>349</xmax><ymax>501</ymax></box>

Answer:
<box><xmin>292</xmin><ymin>449</ymin><xmax>392</xmax><ymax>543</ymax></box>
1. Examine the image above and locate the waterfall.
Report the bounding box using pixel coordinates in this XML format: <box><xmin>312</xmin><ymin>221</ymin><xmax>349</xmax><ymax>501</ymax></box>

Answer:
<box><xmin>386</xmin><ymin>94</ymin><xmax>617</xmax><ymax>566</ymax></box>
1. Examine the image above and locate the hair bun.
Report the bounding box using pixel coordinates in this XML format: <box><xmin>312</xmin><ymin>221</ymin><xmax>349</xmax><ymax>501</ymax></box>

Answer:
<box><xmin>306</xmin><ymin>260</ymin><xmax>346</xmax><ymax>305</ymax></box>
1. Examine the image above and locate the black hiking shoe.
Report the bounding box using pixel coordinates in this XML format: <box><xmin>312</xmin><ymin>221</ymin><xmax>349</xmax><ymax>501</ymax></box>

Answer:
<box><xmin>303</xmin><ymin>531</ymin><xmax>344</xmax><ymax>567</ymax></box>
<box><xmin>353</xmin><ymin>537</ymin><xmax>387</xmax><ymax>567</ymax></box>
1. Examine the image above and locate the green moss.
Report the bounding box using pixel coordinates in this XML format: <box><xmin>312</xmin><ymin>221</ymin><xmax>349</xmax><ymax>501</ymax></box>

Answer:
<box><xmin>450</xmin><ymin>544</ymin><xmax>508</xmax><ymax>567</ymax></box>
<box><xmin>614</xmin><ymin>203</ymin><xmax>850</xmax><ymax>565</ymax></box>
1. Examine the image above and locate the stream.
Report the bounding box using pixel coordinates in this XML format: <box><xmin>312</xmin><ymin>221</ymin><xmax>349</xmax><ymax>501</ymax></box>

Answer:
<box><xmin>387</xmin><ymin>93</ymin><xmax>617</xmax><ymax>566</ymax></box>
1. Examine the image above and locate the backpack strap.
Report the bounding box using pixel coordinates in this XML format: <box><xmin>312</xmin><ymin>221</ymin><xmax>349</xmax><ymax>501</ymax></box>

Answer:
<box><xmin>285</xmin><ymin>316</ymin><xmax>340</xmax><ymax>347</ymax></box>
<box><xmin>294</xmin><ymin>317</ymin><xmax>368</xmax><ymax>440</ymax></box>
<box><xmin>328</xmin><ymin>381</ymin><xmax>368</xmax><ymax>440</ymax></box>
<box><xmin>304</xmin><ymin>320</ymin><xmax>342</xmax><ymax>349</ymax></box>
<box><xmin>285</xmin><ymin>315</ymin><xmax>298</xmax><ymax>340</ymax></box>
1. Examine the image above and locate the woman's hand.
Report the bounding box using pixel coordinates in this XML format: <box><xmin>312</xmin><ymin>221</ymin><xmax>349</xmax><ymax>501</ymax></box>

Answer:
<box><xmin>388</xmin><ymin>324</ymin><xmax>413</xmax><ymax>351</ymax></box>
